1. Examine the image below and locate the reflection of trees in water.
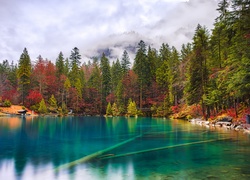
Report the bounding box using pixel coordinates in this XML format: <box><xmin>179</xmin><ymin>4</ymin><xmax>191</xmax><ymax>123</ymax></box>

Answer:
<box><xmin>0</xmin><ymin>117</ymin><xmax>21</xmax><ymax>130</ymax></box>
<box><xmin>1</xmin><ymin>116</ymin><xmax>114</xmax><ymax>176</ymax></box>
<box><xmin>14</xmin><ymin>118</ymin><xmax>27</xmax><ymax>177</ymax></box>
<box><xmin>0</xmin><ymin>116</ymin><xmax>159</xmax><ymax>177</ymax></box>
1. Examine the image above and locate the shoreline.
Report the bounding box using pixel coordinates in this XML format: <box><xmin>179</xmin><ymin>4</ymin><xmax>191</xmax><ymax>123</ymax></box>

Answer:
<box><xmin>188</xmin><ymin>118</ymin><xmax>250</xmax><ymax>135</ymax></box>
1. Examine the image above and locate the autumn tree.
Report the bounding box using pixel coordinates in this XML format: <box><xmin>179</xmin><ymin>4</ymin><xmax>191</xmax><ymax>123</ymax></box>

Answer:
<box><xmin>32</xmin><ymin>55</ymin><xmax>46</xmax><ymax>95</ymax></box>
<box><xmin>127</xmin><ymin>99</ymin><xmax>138</xmax><ymax>117</ymax></box>
<box><xmin>48</xmin><ymin>94</ymin><xmax>58</xmax><ymax>112</ymax></box>
<box><xmin>26</xmin><ymin>90</ymin><xmax>43</xmax><ymax>110</ymax></box>
<box><xmin>0</xmin><ymin>60</ymin><xmax>18</xmax><ymax>103</ymax></box>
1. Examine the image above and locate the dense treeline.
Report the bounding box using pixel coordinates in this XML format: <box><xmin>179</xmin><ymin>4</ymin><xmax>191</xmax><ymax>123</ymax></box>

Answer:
<box><xmin>0</xmin><ymin>0</ymin><xmax>249</xmax><ymax>118</ymax></box>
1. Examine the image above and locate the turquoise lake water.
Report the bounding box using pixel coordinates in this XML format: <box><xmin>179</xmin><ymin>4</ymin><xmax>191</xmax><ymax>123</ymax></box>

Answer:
<box><xmin>0</xmin><ymin>116</ymin><xmax>249</xmax><ymax>180</ymax></box>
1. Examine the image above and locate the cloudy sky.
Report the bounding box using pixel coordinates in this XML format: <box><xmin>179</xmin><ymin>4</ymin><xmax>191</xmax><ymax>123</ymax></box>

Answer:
<box><xmin>0</xmin><ymin>0</ymin><xmax>219</xmax><ymax>64</ymax></box>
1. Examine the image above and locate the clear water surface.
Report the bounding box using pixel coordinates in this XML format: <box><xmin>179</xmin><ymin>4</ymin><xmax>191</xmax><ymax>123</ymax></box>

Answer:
<box><xmin>0</xmin><ymin>116</ymin><xmax>249</xmax><ymax>180</ymax></box>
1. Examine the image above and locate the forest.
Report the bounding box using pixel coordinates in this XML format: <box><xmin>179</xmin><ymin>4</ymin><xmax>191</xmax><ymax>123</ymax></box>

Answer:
<box><xmin>0</xmin><ymin>0</ymin><xmax>249</xmax><ymax>119</ymax></box>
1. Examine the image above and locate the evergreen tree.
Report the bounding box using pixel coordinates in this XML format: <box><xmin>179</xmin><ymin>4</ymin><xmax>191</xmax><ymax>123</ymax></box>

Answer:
<box><xmin>75</xmin><ymin>78</ymin><xmax>83</xmax><ymax>112</ymax></box>
<box><xmin>133</xmin><ymin>40</ymin><xmax>148</xmax><ymax>108</ymax></box>
<box><xmin>111</xmin><ymin>102</ymin><xmax>119</xmax><ymax>116</ymax></box>
<box><xmin>111</xmin><ymin>59</ymin><xmax>122</xmax><ymax>91</ymax></box>
<box><xmin>168</xmin><ymin>46</ymin><xmax>180</xmax><ymax>105</ymax></box>
<box><xmin>64</xmin><ymin>77</ymin><xmax>71</xmax><ymax>106</ymax></box>
<box><xmin>17</xmin><ymin>48</ymin><xmax>32</xmax><ymax>104</ymax></box>
<box><xmin>8</xmin><ymin>61</ymin><xmax>18</xmax><ymax>88</ymax></box>
<box><xmin>48</xmin><ymin>94</ymin><xmax>58</xmax><ymax>112</ymax></box>
<box><xmin>115</xmin><ymin>80</ymin><xmax>125</xmax><ymax>114</ymax></box>
<box><xmin>147</xmin><ymin>46</ymin><xmax>158</xmax><ymax>81</ymax></box>
<box><xmin>88</xmin><ymin>61</ymin><xmax>101</xmax><ymax>90</ymax></box>
<box><xmin>64</xmin><ymin>58</ymin><xmax>70</xmax><ymax>76</ymax></box>
<box><xmin>185</xmin><ymin>24</ymin><xmax>209</xmax><ymax>116</ymax></box>
<box><xmin>106</xmin><ymin>102</ymin><xmax>112</xmax><ymax>116</ymax></box>
<box><xmin>127</xmin><ymin>99</ymin><xmax>137</xmax><ymax>117</ymax></box>
<box><xmin>100</xmin><ymin>53</ymin><xmax>111</xmax><ymax>112</ymax></box>
<box><xmin>38</xmin><ymin>98</ymin><xmax>47</xmax><ymax>114</ymax></box>
<box><xmin>156</xmin><ymin>61</ymin><xmax>169</xmax><ymax>89</ymax></box>
<box><xmin>79</xmin><ymin>69</ymin><xmax>86</xmax><ymax>90</ymax></box>
<box><xmin>69</xmin><ymin>47</ymin><xmax>81</xmax><ymax>86</ymax></box>
<box><xmin>156</xmin><ymin>44</ymin><xmax>171</xmax><ymax>89</ymax></box>
<box><xmin>56</xmin><ymin>51</ymin><xmax>65</xmax><ymax>77</ymax></box>
<box><xmin>61</xmin><ymin>101</ymin><xmax>68</xmax><ymax>114</ymax></box>
<box><xmin>121</xmin><ymin>50</ymin><xmax>130</xmax><ymax>75</ymax></box>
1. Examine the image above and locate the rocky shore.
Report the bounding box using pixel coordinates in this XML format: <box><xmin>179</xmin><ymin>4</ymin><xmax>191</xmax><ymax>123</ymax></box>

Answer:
<box><xmin>189</xmin><ymin>117</ymin><xmax>250</xmax><ymax>134</ymax></box>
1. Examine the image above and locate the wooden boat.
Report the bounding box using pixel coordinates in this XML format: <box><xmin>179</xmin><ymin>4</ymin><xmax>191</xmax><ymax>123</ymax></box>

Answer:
<box><xmin>17</xmin><ymin>110</ymin><xmax>27</xmax><ymax>114</ymax></box>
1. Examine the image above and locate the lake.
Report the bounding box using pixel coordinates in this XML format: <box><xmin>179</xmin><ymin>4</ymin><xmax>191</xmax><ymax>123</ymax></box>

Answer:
<box><xmin>0</xmin><ymin>116</ymin><xmax>249</xmax><ymax>180</ymax></box>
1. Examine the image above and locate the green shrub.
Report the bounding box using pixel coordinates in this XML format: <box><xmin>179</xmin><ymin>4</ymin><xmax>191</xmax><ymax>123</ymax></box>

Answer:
<box><xmin>3</xmin><ymin>100</ymin><xmax>11</xmax><ymax>107</ymax></box>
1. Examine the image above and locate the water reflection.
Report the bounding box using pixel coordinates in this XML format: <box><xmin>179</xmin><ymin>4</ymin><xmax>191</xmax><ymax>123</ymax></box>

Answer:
<box><xmin>0</xmin><ymin>116</ymin><xmax>249</xmax><ymax>179</ymax></box>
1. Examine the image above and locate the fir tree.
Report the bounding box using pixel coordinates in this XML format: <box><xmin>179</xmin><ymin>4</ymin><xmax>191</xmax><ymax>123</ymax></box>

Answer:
<box><xmin>17</xmin><ymin>48</ymin><xmax>32</xmax><ymax>105</ymax></box>
<box><xmin>69</xmin><ymin>47</ymin><xmax>81</xmax><ymax>86</ymax></box>
<box><xmin>121</xmin><ymin>50</ymin><xmax>130</xmax><ymax>75</ymax></box>
<box><xmin>106</xmin><ymin>102</ymin><xmax>112</xmax><ymax>116</ymax></box>
<box><xmin>48</xmin><ymin>94</ymin><xmax>58</xmax><ymax>112</ymax></box>
<box><xmin>127</xmin><ymin>99</ymin><xmax>137</xmax><ymax>117</ymax></box>
<box><xmin>38</xmin><ymin>98</ymin><xmax>47</xmax><ymax>114</ymax></box>
<box><xmin>100</xmin><ymin>53</ymin><xmax>111</xmax><ymax>112</ymax></box>
<box><xmin>133</xmin><ymin>40</ymin><xmax>148</xmax><ymax>108</ymax></box>
<box><xmin>56</xmin><ymin>51</ymin><xmax>65</xmax><ymax>77</ymax></box>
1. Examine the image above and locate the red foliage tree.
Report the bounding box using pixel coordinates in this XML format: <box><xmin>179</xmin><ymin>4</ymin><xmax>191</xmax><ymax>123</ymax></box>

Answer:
<box><xmin>32</xmin><ymin>56</ymin><xmax>46</xmax><ymax>94</ymax></box>
<box><xmin>44</xmin><ymin>61</ymin><xmax>58</xmax><ymax>100</ymax></box>
<box><xmin>122</xmin><ymin>70</ymin><xmax>139</xmax><ymax>105</ymax></box>
<box><xmin>26</xmin><ymin>90</ymin><xmax>43</xmax><ymax>107</ymax></box>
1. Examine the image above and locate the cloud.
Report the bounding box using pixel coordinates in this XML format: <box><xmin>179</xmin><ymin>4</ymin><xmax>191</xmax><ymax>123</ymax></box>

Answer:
<box><xmin>0</xmin><ymin>0</ymin><xmax>219</xmax><ymax>64</ymax></box>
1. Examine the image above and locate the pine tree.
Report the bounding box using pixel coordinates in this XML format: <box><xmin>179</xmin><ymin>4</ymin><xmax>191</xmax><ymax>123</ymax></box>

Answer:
<box><xmin>106</xmin><ymin>102</ymin><xmax>112</xmax><ymax>116</ymax></box>
<box><xmin>17</xmin><ymin>48</ymin><xmax>32</xmax><ymax>104</ymax></box>
<box><xmin>38</xmin><ymin>98</ymin><xmax>47</xmax><ymax>114</ymax></box>
<box><xmin>185</xmin><ymin>24</ymin><xmax>209</xmax><ymax>117</ymax></box>
<box><xmin>133</xmin><ymin>40</ymin><xmax>148</xmax><ymax>109</ymax></box>
<box><xmin>73</xmin><ymin>78</ymin><xmax>83</xmax><ymax>112</ymax></box>
<box><xmin>127</xmin><ymin>99</ymin><xmax>138</xmax><ymax>117</ymax></box>
<box><xmin>168</xmin><ymin>46</ymin><xmax>180</xmax><ymax>105</ymax></box>
<box><xmin>121</xmin><ymin>50</ymin><xmax>130</xmax><ymax>75</ymax></box>
<box><xmin>147</xmin><ymin>46</ymin><xmax>158</xmax><ymax>81</ymax></box>
<box><xmin>64</xmin><ymin>77</ymin><xmax>71</xmax><ymax>106</ymax></box>
<box><xmin>100</xmin><ymin>53</ymin><xmax>111</xmax><ymax>112</ymax></box>
<box><xmin>56</xmin><ymin>51</ymin><xmax>65</xmax><ymax>77</ymax></box>
<box><xmin>64</xmin><ymin>58</ymin><xmax>70</xmax><ymax>76</ymax></box>
<box><xmin>48</xmin><ymin>94</ymin><xmax>58</xmax><ymax>112</ymax></box>
<box><xmin>115</xmin><ymin>80</ymin><xmax>125</xmax><ymax>114</ymax></box>
<box><xmin>156</xmin><ymin>44</ymin><xmax>171</xmax><ymax>89</ymax></box>
<box><xmin>111</xmin><ymin>59</ymin><xmax>122</xmax><ymax>91</ymax></box>
<box><xmin>111</xmin><ymin>102</ymin><xmax>119</xmax><ymax>116</ymax></box>
<box><xmin>69</xmin><ymin>47</ymin><xmax>81</xmax><ymax>86</ymax></box>
<box><xmin>88</xmin><ymin>61</ymin><xmax>101</xmax><ymax>90</ymax></box>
